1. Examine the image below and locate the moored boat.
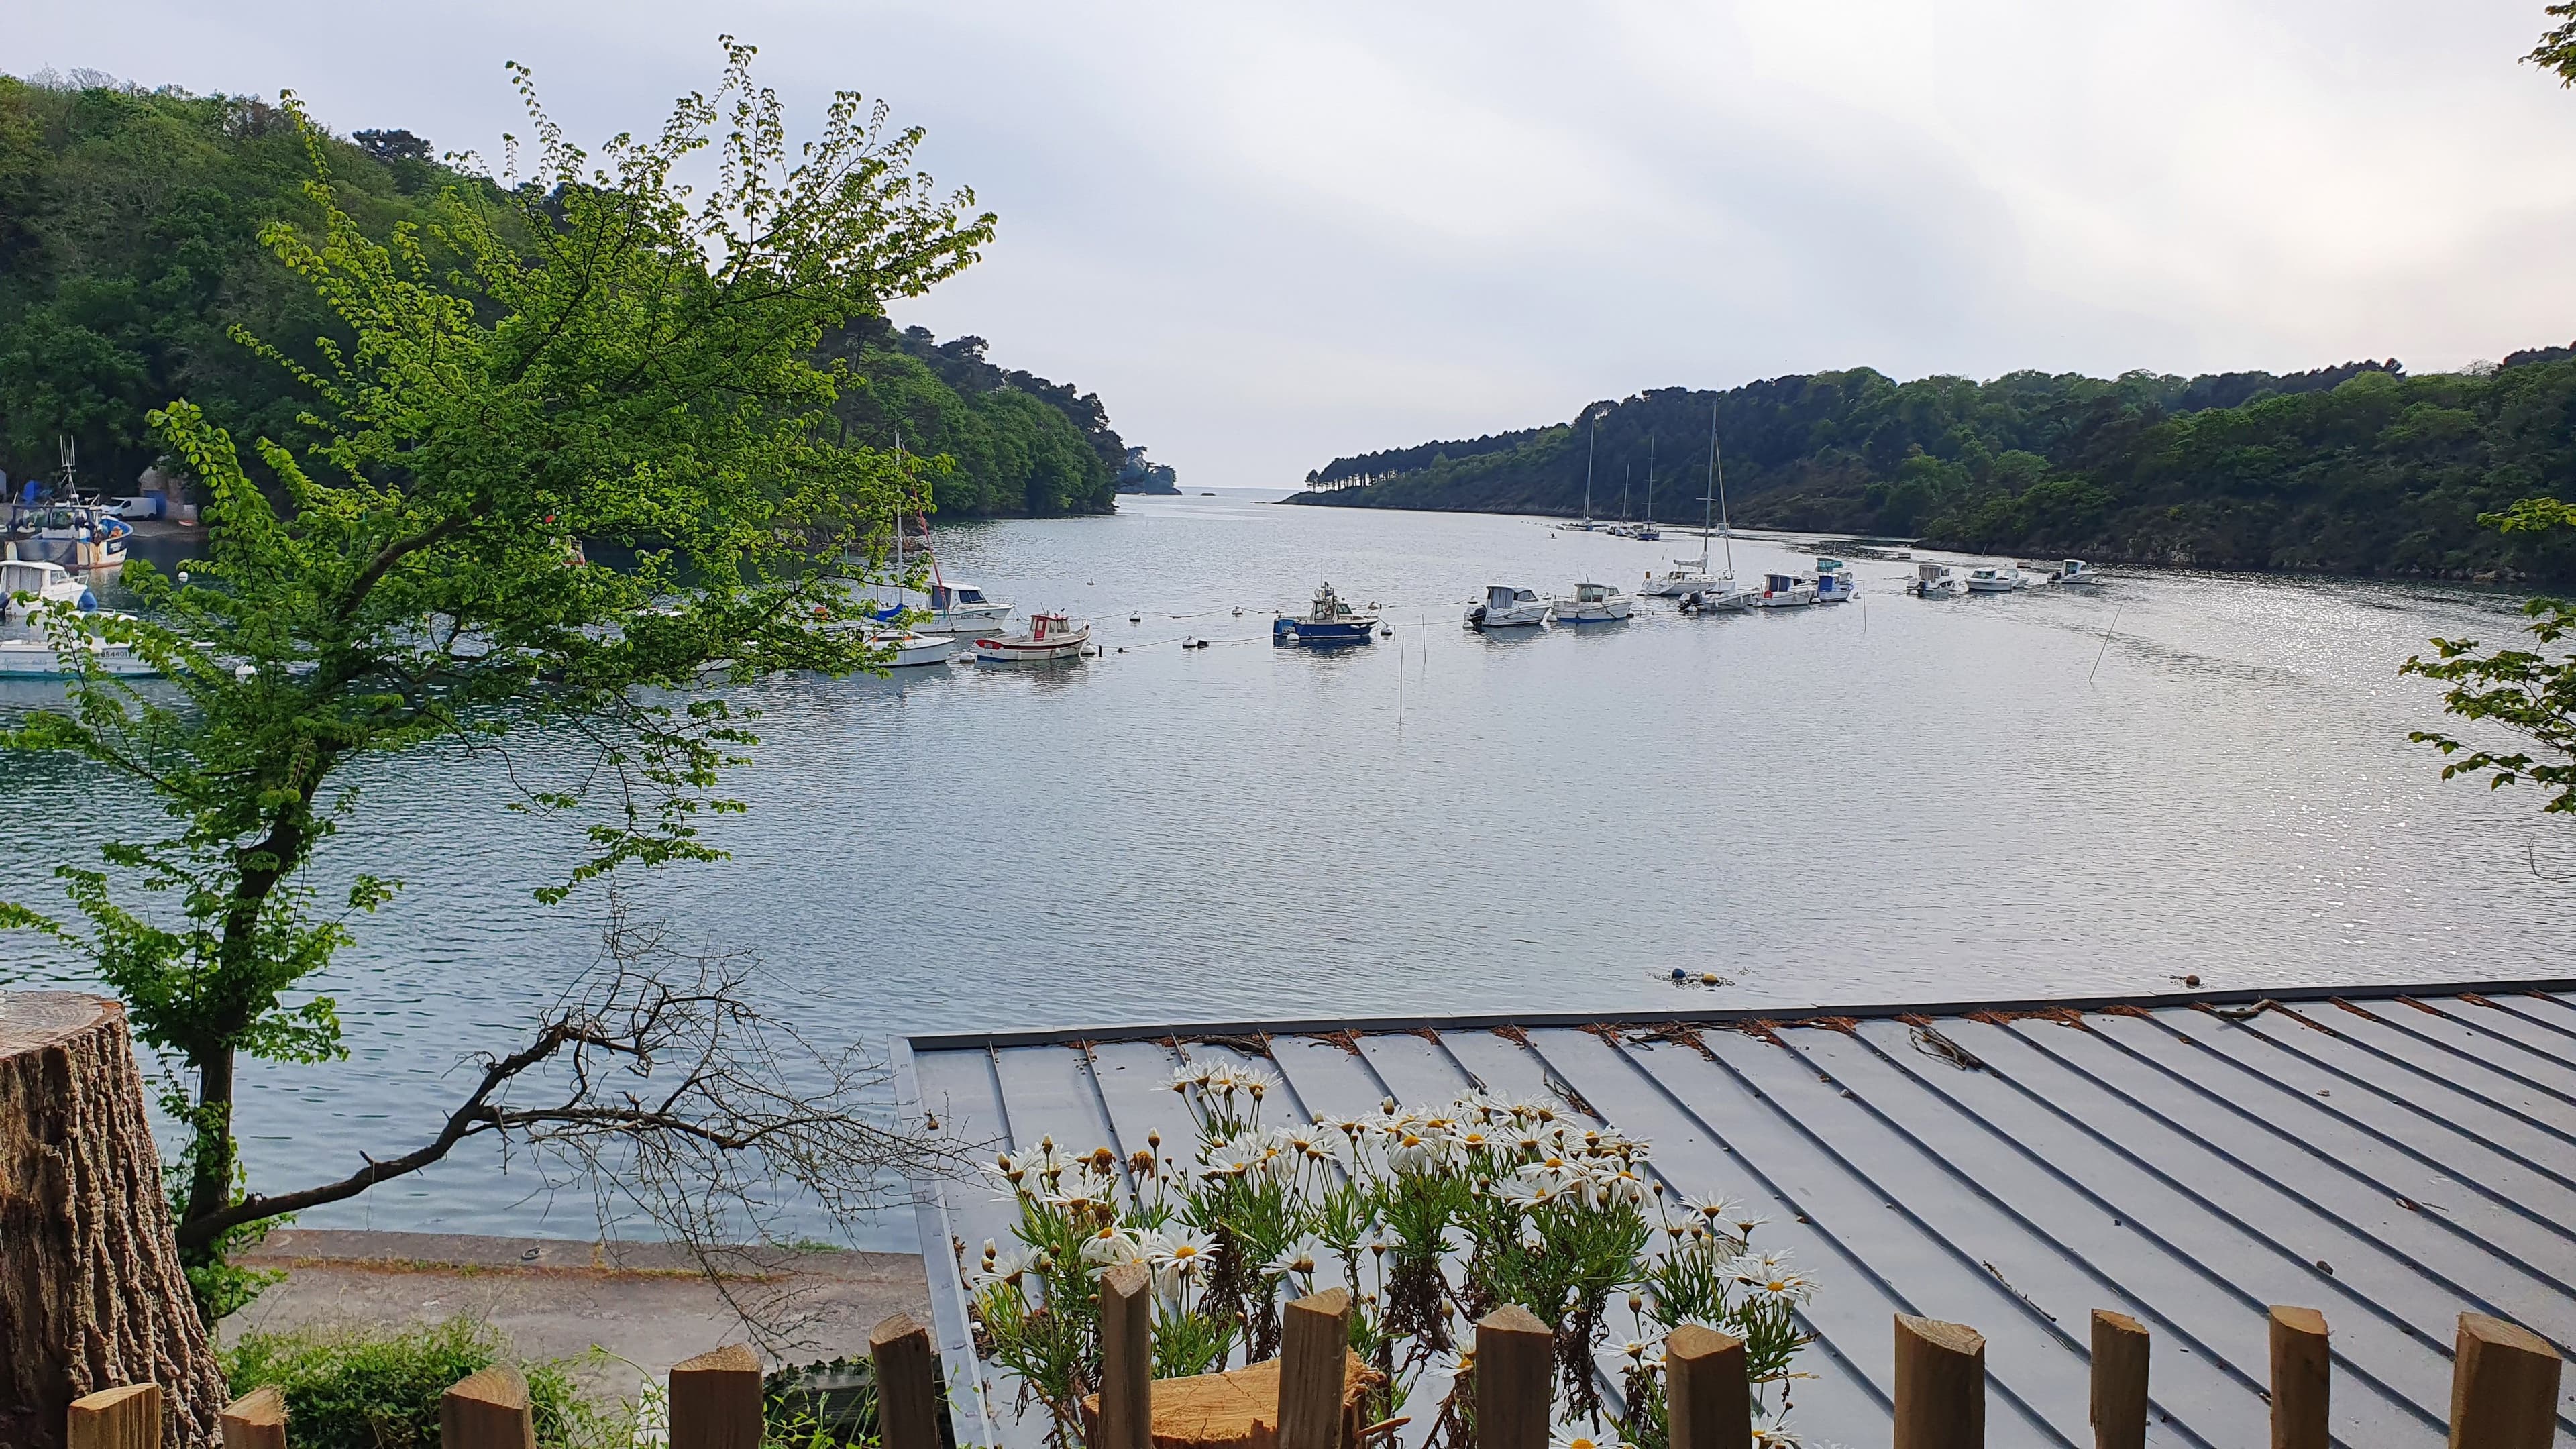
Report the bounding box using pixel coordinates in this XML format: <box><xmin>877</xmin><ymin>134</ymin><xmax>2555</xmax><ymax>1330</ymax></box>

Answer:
<box><xmin>1466</xmin><ymin>585</ymin><xmax>1551</xmax><ymax>629</ymax></box>
<box><xmin>1553</xmin><ymin>580</ymin><xmax>1635</xmax><ymax>623</ymax></box>
<box><xmin>1811</xmin><ymin>557</ymin><xmax>1858</xmax><ymax>604</ymax></box>
<box><xmin>1907</xmin><ymin>563</ymin><xmax>1962</xmax><ymax>598</ymax></box>
<box><xmin>1273</xmin><ymin>582</ymin><xmax>1379</xmax><ymax>645</ymax></box>
<box><xmin>1753</xmin><ymin>572</ymin><xmax>1815</xmax><ymax>608</ymax></box>
<box><xmin>1964</xmin><ymin>566</ymin><xmax>2020</xmax><ymax>594</ymax></box>
<box><xmin>2055</xmin><ymin>559</ymin><xmax>2102</xmax><ymax>586</ymax></box>
<box><xmin>972</xmin><ymin>612</ymin><xmax>1089</xmax><ymax>663</ymax></box>
<box><xmin>871</xmin><ymin>629</ymin><xmax>959</xmax><ymax>667</ymax></box>
<box><xmin>1</xmin><ymin>559</ymin><xmax>93</xmax><ymax>621</ymax></box>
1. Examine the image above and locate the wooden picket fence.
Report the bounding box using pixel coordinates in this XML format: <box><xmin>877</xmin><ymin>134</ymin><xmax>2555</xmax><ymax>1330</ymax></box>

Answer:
<box><xmin>59</xmin><ymin>1291</ymin><xmax>2569</xmax><ymax>1449</ymax></box>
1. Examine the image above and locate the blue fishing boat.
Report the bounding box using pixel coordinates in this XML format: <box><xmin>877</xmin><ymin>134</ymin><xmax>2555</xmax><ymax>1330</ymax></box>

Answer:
<box><xmin>1273</xmin><ymin>582</ymin><xmax>1379</xmax><ymax>645</ymax></box>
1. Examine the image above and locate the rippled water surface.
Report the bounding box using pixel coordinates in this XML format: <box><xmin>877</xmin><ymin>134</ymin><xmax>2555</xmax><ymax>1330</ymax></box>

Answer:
<box><xmin>6</xmin><ymin>493</ymin><xmax>2567</xmax><ymax>1242</ymax></box>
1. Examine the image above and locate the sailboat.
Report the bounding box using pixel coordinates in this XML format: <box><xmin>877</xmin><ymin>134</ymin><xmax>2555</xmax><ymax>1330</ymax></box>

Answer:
<box><xmin>1635</xmin><ymin>439</ymin><xmax>1661</xmax><ymax>541</ymax></box>
<box><xmin>1647</xmin><ymin>406</ymin><xmax>1751</xmax><ymax>609</ymax></box>
<box><xmin>869</xmin><ymin>422</ymin><xmax>1014</xmax><ymax>637</ymax></box>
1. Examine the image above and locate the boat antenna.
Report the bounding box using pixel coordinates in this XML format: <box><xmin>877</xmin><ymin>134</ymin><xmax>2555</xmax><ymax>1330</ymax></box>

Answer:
<box><xmin>1621</xmin><ymin>462</ymin><xmax>1631</xmax><ymax>522</ymax></box>
<box><xmin>1709</xmin><ymin>401</ymin><xmax>1735</xmax><ymax>580</ymax></box>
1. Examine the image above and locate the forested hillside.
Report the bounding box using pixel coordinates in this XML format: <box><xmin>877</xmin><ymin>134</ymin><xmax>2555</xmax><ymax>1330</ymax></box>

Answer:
<box><xmin>1290</xmin><ymin>357</ymin><xmax>2576</xmax><ymax>582</ymax></box>
<box><xmin>0</xmin><ymin>70</ymin><xmax>1143</xmax><ymax>517</ymax></box>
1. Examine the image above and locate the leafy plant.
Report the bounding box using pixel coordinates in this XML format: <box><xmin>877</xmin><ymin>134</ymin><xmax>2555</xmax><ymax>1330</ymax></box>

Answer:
<box><xmin>2406</xmin><ymin>497</ymin><xmax>2576</xmax><ymax>812</ymax></box>
<box><xmin>221</xmin><ymin>1320</ymin><xmax>605</xmax><ymax>1449</ymax></box>
<box><xmin>961</xmin><ymin>1067</ymin><xmax>1816</xmax><ymax>1449</ymax></box>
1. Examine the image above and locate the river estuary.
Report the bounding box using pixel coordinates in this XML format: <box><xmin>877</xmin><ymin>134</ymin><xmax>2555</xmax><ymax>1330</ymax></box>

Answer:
<box><xmin>5</xmin><ymin>491</ymin><xmax>2569</xmax><ymax>1244</ymax></box>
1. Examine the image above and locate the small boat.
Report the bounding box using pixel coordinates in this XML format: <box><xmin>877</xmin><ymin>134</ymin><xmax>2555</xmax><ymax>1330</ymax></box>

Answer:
<box><xmin>5</xmin><ymin>442</ymin><xmax>132</xmax><ymax>573</ymax></box>
<box><xmin>1631</xmin><ymin>525</ymin><xmax>1661</xmax><ymax>541</ymax></box>
<box><xmin>1466</xmin><ymin>585</ymin><xmax>1551</xmax><ymax>629</ymax></box>
<box><xmin>1907</xmin><ymin>563</ymin><xmax>1962</xmax><ymax>598</ymax></box>
<box><xmin>910</xmin><ymin>582</ymin><xmax>1014</xmax><ymax>636</ymax></box>
<box><xmin>1273</xmin><ymin>582</ymin><xmax>1379</xmax><ymax>645</ymax></box>
<box><xmin>1642</xmin><ymin>561</ymin><xmax>1723</xmax><ymax>598</ymax></box>
<box><xmin>870</xmin><ymin>629</ymin><xmax>959</xmax><ymax>667</ymax></box>
<box><xmin>1752</xmin><ymin>572</ymin><xmax>1815</xmax><ymax>608</ymax></box>
<box><xmin>0</xmin><ymin>615</ymin><xmax>158</xmax><ymax>678</ymax></box>
<box><xmin>1</xmin><ymin>558</ymin><xmax>93</xmax><ymax>621</ymax></box>
<box><xmin>1553</xmin><ymin>580</ymin><xmax>1635</xmax><ymax>623</ymax></box>
<box><xmin>1811</xmin><ymin>558</ymin><xmax>1858</xmax><ymax>604</ymax></box>
<box><xmin>2055</xmin><ymin>559</ymin><xmax>2102</xmax><ymax>586</ymax></box>
<box><xmin>971</xmin><ymin>612</ymin><xmax>1089</xmax><ymax>663</ymax></box>
<box><xmin>1964</xmin><ymin>566</ymin><xmax>2021</xmax><ymax>594</ymax></box>
<box><xmin>1679</xmin><ymin>586</ymin><xmax>1752</xmax><ymax>614</ymax></box>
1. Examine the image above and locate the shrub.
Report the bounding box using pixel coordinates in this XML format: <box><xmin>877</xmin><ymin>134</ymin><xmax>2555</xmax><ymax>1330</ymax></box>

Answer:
<box><xmin>221</xmin><ymin>1319</ymin><xmax>606</xmax><ymax>1448</ymax></box>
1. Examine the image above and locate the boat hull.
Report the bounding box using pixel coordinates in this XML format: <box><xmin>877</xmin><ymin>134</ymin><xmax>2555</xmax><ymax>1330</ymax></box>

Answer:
<box><xmin>0</xmin><ymin>640</ymin><xmax>157</xmax><ymax>677</ymax></box>
<box><xmin>1275</xmin><ymin>617</ymin><xmax>1378</xmax><ymax>645</ymax></box>
<box><xmin>1465</xmin><ymin>605</ymin><xmax>1551</xmax><ymax>628</ymax></box>
<box><xmin>972</xmin><ymin>629</ymin><xmax>1090</xmax><ymax>663</ymax></box>
<box><xmin>1554</xmin><ymin>598</ymin><xmax>1635</xmax><ymax>623</ymax></box>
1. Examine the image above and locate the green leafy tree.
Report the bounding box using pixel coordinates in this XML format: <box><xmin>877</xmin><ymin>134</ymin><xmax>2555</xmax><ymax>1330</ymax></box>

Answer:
<box><xmin>1</xmin><ymin>40</ymin><xmax>992</xmax><ymax>1318</ymax></box>
<box><xmin>2404</xmin><ymin>500</ymin><xmax>2576</xmax><ymax>812</ymax></box>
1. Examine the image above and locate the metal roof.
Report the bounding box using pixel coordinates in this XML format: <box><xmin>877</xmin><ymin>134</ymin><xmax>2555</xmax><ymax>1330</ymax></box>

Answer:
<box><xmin>899</xmin><ymin>979</ymin><xmax>2576</xmax><ymax>1448</ymax></box>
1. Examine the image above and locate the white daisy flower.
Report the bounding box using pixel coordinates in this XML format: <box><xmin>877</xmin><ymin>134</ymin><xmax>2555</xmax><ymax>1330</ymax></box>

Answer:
<box><xmin>1154</xmin><ymin>1226</ymin><xmax>1216</xmax><ymax>1273</ymax></box>
<box><xmin>1548</xmin><ymin>1430</ymin><xmax>1631</xmax><ymax>1449</ymax></box>
<box><xmin>1080</xmin><ymin>1226</ymin><xmax>1145</xmax><ymax>1267</ymax></box>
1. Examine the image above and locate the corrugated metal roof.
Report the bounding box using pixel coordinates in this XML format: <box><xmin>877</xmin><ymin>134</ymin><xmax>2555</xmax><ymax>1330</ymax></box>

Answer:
<box><xmin>899</xmin><ymin>979</ymin><xmax>2576</xmax><ymax>1448</ymax></box>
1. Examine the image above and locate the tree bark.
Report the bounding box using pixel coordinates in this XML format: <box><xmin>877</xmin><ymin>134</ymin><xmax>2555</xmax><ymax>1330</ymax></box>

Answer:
<box><xmin>1</xmin><ymin>991</ymin><xmax>229</xmax><ymax>1449</ymax></box>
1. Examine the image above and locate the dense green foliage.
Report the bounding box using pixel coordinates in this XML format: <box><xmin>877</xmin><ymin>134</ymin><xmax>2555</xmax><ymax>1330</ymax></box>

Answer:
<box><xmin>0</xmin><ymin>71</ymin><xmax>1134</xmax><ymax>516</ymax></box>
<box><xmin>224</xmin><ymin>1320</ymin><xmax>602</xmax><ymax>1449</ymax></box>
<box><xmin>1290</xmin><ymin>356</ymin><xmax>2576</xmax><ymax>582</ymax></box>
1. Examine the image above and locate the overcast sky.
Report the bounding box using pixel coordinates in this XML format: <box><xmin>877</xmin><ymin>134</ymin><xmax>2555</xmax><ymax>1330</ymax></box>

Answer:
<box><xmin>15</xmin><ymin>1</ymin><xmax>2576</xmax><ymax>485</ymax></box>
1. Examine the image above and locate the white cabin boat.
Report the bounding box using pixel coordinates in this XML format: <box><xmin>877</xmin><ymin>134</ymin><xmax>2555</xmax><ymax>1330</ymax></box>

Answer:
<box><xmin>1</xmin><ymin>559</ymin><xmax>92</xmax><ymax>621</ymax></box>
<box><xmin>1907</xmin><ymin>563</ymin><xmax>1962</xmax><ymax>598</ymax></box>
<box><xmin>1679</xmin><ymin>585</ymin><xmax>1753</xmax><ymax>614</ymax></box>
<box><xmin>971</xmin><ymin>612</ymin><xmax>1089</xmax><ymax>663</ymax></box>
<box><xmin>1553</xmin><ymin>581</ymin><xmax>1635</xmax><ymax>623</ymax></box>
<box><xmin>1642</xmin><ymin>561</ymin><xmax>1724</xmax><ymax>598</ymax></box>
<box><xmin>1964</xmin><ymin>566</ymin><xmax>2021</xmax><ymax>594</ymax></box>
<box><xmin>1466</xmin><ymin>585</ymin><xmax>1551</xmax><ymax>629</ymax></box>
<box><xmin>2055</xmin><ymin>559</ymin><xmax>2102</xmax><ymax>586</ymax></box>
<box><xmin>1752</xmin><ymin>572</ymin><xmax>1816</xmax><ymax>608</ymax></box>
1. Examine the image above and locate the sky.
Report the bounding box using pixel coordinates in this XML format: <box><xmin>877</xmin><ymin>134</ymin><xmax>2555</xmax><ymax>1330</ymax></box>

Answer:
<box><xmin>13</xmin><ymin>1</ymin><xmax>2576</xmax><ymax>486</ymax></box>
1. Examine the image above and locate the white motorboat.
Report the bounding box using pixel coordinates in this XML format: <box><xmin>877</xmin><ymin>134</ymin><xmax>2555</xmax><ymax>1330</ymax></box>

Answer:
<box><xmin>971</xmin><ymin>612</ymin><xmax>1089</xmax><ymax>663</ymax></box>
<box><xmin>1</xmin><ymin>558</ymin><xmax>93</xmax><ymax>621</ymax></box>
<box><xmin>1642</xmin><ymin>561</ymin><xmax>1722</xmax><ymax>597</ymax></box>
<box><xmin>871</xmin><ymin>629</ymin><xmax>959</xmax><ymax>667</ymax></box>
<box><xmin>0</xmin><ymin>618</ymin><xmax>158</xmax><ymax>678</ymax></box>
<box><xmin>1678</xmin><ymin>585</ymin><xmax>1753</xmax><ymax>614</ymax></box>
<box><xmin>1907</xmin><ymin>563</ymin><xmax>1962</xmax><ymax>598</ymax></box>
<box><xmin>2055</xmin><ymin>559</ymin><xmax>2102</xmax><ymax>586</ymax></box>
<box><xmin>916</xmin><ymin>582</ymin><xmax>1014</xmax><ymax>635</ymax></box>
<box><xmin>1811</xmin><ymin>558</ymin><xmax>1858</xmax><ymax>604</ymax></box>
<box><xmin>1753</xmin><ymin>572</ymin><xmax>1815</xmax><ymax>608</ymax></box>
<box><xmin>1553</xmin><ymin>580</ymin><xmax>1635</xmax><ymax>623</ymax></box>
<box><xmin>1964</xmin><ymin>566</ymin><xmax>2021</xmax><ymax>594</ymax></box>
<box><xmin>1466</xmin><ymin>585</ymin><xmax>1551</xmax><ymax>629</ymax></box>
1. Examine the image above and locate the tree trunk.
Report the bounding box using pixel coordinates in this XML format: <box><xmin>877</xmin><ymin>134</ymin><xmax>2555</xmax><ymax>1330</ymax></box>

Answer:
<box><xmin>1</xmin><ymin>991</ymin><xmax>228</xmax><ymax>1449</ymax></box>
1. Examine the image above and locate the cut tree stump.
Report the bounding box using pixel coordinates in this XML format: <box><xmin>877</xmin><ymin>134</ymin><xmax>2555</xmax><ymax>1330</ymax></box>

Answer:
<box><xmin>1</xmin><ymin>991</ymin><xmax>229</xmax><ymax>1449</ymax></box>
<box><xmin>1081</xmin><ymin>1350</ymin><xmax>1378</xmax><ymax>1449</ymax></box>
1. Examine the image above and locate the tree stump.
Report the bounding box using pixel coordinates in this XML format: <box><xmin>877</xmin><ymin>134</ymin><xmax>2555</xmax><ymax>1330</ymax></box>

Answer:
<box><xmin>1</xmin><ymin>991</ymin><xmax>228</xmax><ymax>1449</ymax></box>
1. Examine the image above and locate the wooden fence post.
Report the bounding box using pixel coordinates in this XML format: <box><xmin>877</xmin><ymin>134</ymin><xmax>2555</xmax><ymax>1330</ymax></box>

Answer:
<box><xmin>669</xmin><ymin>1344</ymin><xmax>763</xmax><ymax>1449</ymax></box>
<box><xmin>1098</xmin><ymin>1263</ymin><xmax>1154</xmax><ymax>1449</ymax></box>
<box><xmin>2447</xmin><ymin>1312</ymin><xmax>2562</xmax><ymax>1449</ymax></box>
<box><xmin>441</xmin><ymin>1365</ymin><xmax>535</xmax><ymax>1449</ymax></box>
<box><xmin>2088</xmin><ymin>1310</ymin><xmax>2149</xmax><ymax>1449</ymax></box>
<box><xmin>1664</xmin><ymin>1324</ymin><xmax>1750</xmax><ymax>1449</ymax></box>
<box><xmin>1894</xmin><ymin>1314</ymin><xmax>1984</xmax><ymax>1449</ymax></box>
<box><xmin>219</xmin><ymin>1386</ymin><xmax>286</xmax><ymax>1449</ymax></box>
<box><xmin>1279</xmin><ymin>1287</ymin><xmax>1354</xmax><ymax>1449</ymax></box>
<box><xmin>871</xmin><ymin>1313</ymin><xmax>946</xmax><ymax>1449</ymax></box>
<box><xmin>66</xmin><ymin>1384</ymin><xmax>160</xmax><ymax>1449</ymax></box>
<box><xmin>2267</xmin><ymin>1307</ymin><xmax>2328</xmax><ymax>1449</ymax></box>
<box><xmin>1477</xmin><ymin>1305</ymin><xmax>1554</xmax><ymax>1449</ymax></box>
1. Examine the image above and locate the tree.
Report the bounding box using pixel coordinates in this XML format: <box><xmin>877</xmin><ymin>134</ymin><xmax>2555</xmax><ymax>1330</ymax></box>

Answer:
<box><xmin>2404</xmin><ymin>500</ymin><xmax>2576</xmax><ymax>812</ymax></box>
<box><xmin>1</xmin><ymin>39</ymin><xmax>993</xmax><ymax>1320</ymax></box>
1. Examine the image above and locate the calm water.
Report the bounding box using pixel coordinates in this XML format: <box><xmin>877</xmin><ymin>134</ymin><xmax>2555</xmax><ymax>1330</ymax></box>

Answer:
<box><xmin>5</xmin><ymin>493</ymin><xmax>2567</xmax><ymax>1244</ymax></box>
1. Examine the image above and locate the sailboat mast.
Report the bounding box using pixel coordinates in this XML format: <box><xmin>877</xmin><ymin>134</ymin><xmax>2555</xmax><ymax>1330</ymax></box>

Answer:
<box><xmin>1710</xmin><ymin>402</ymin><xmax>1735</xmax><ymax>578</ymax></box>
<box><xmin>1646</xmin><ymin>437</ymin><xmax>1654</xmax><ymax>524</ymax></box>
<box><xmin>1582</xmin><ymin>415</ymin><xmax>1596</xmax><ymax>524</ymax></box>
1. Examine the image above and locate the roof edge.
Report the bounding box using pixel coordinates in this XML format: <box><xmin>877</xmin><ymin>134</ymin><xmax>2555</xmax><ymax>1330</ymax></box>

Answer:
<box><xmin>902</xmin><ymin>975</ymin><xmax>2576</xmax><ymax>1052</ymax></box>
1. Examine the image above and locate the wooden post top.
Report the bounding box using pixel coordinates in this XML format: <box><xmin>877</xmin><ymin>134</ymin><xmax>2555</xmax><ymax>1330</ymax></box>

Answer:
<box><xmin>2268</xmin><ymin>1306</ymin><xmax>2328</xmax><ymax>1338</ymax></box>
<box><xmin>1477</xmin><ymin>1304</ymin><xmax>1550</xmax><ymax>1337</ymax></box>
<box><xmin>673</xmin><ymin>1344</ymin><xmax>763</xmax><ymax>1375</ymax></box>
<box><xmin>1895</xmin><ymin>1316</ymin><xmax>1986</xmax><ymax>1357</ymax></box>
<box><xmin>2457</xmin><ymin>1313</ymin><xmax>2557</xmax><ymax>1360</ymax></box>
<box><xmin>1666</xmin><ymin>1324</ymin><xmax>1747</xmax><ymax>1361</ymax></box>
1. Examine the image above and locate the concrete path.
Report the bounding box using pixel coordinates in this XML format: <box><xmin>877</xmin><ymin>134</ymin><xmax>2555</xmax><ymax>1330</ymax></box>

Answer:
<box><xmin>224</xmin><ymin>1230</ymin><xmax>931</xmax><ymax>1402</ymax></box>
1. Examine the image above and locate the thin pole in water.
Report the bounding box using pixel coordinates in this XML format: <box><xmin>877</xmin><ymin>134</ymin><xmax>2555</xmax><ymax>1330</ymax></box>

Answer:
<box><xmin>2090</xmin><ymin>604</ymin><xmax>2124</xmax><ymax>683</ymax></box>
